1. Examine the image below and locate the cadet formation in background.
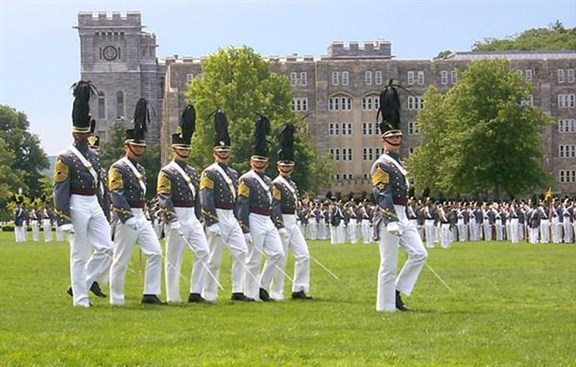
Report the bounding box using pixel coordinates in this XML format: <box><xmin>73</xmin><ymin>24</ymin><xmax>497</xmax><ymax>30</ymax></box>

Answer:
<box><xmin>6</xmin><ymin>80</ymin><xmax>576</xmax><ymax>312</ymax></box>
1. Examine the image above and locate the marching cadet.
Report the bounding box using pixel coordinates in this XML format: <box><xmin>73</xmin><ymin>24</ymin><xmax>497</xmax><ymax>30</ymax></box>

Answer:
<box><xmin>29</xmin><ymin>203</ymin><xmax>40</xmax><ymax>242</ymax></box>
<box><xmin>108</xmin><ymin>98</ymin><xmax>164</xmax><ymax>305</ymax></box>
<box><xmin>359</xmin><ymin>201</ymin><xmax>373</xmax><ymax>244</ymax></box>
<box><xmin>236</xmin><ymin>116</ymin><xmax>285</xmax><ymax>302</ymax></box>
<box><xmin>200</xmin><ymin>110</ymin><xmax>252</xmax><ymax>302</ymax></box>
<box><xmin>13</xmin><ymin>195</ymin><xmax>27</xmax><ymax>243</ymax></box>
<box><xmin>562</xmin><ymin>199</ymin><xmax>573</xmax><ymax>243</ymax></box>
<box><xmin>371</xmin><ymin>81</ymin><xmax>428</xmax><ymax>312</ymax></box>
<box><xmin>157</xmin><ymin>104</ymin><xmax>210</xmax><ymax>304</ymax></box>
<box><xmin>270</xmin><ymin>123</ymin><xmax>312</xmax><ymax>300</ymax></box>
<box><xmin>52</xmin><ymin>81</ymin><xmax>113</xmax><ymax>307</ymax></box>
<box><xmin>41</xmin><ymin>203</ymin><xmax>52</xmax><ymax>243</ymax></box>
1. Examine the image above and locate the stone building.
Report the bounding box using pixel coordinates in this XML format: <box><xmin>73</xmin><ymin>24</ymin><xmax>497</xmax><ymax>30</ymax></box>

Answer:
<box><xmin>77</xmin><ymin>11</ymin><xmax>576</xmax><ymax>195</ymax></box>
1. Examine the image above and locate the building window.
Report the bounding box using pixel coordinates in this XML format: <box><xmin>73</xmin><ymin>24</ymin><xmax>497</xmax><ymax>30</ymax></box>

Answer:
<box><xmin>451</xmin><ymin>70</ymin><xmax>458</xmax><ymax>84</ymax></box>
<box><xmin>116</xmin><ymin>91</ymin><xmax>124</xmax><ymax>119</ymax></box>
<box><xmin>362</xmin><ymin>147</ymin><xmax>374</xmax><ymax>160</ymax></box>
<box><xmin>408</xmin><ymin>121</ymin><xmax>419</xmax><ymax>135</ymax></box>
<box><xmin>330</xmin><ymin>96</ymin><xmax>351</xmax><ymax>111</ymax></box>
<box><xmin>342</xmin><ymin>96</ymin><xmax>351</xmax><ymax>110</ymax></box>
<box><xmin>344</xmin><ymin>122</ymin><xmax>352</xmax><ymax>135</ymax></box>
<box><xmin>558</xmin><ymin>69</ymin><xmax>565</xmax><ymax>83</ymax></box>
<box><xmin>300</xmin><ymin>72</ymin><xmax>307</xmax><ymax>86</ymax></box>
<box><xmin>335</xmin><ymin>174</ymin><xmax>341</xmax><ymax>181</ymax></box>
<box><xmin>362</xmin><ymin>122</ymin><xmax>374</xmax><ymax>135</ymax></box>
<box><xmin>292</xmin><ymin>98</ymin><xmax>308</xmax><ymax>112</ymax></box>
<box><xmin>558</xmin><ymin>94</ymin><xmax>576</xmax><ymax>108</ymax></box>
<box><xmin>332</xmin><ymin>71</ymin><xmax>339</xmax><ymax>86</ymax></box>
<box><xmin>558</xmin><ymin>119</ymin><xmax>576</xmax><ymax>133</ymax></box>
<box><xmin>407</xmin><ymin>71</ymin><xmax>415</xmax><ymax>85</ymax></box>
<box><xmin>365</xmin><ymin>71</ymin><xmax>372</xmax><ymax>86</ymax></box>
<box><xmin>186</xmin><ymin>73</ymin><xmax>194</xmax><ymax>85</ymax></box>
<box><xmin>417</xmin><ymin>71</ymin><xmax>425</xmax><ymax>85</ymax></box>
<box><xmin>407</xmin><ymin>96</ymin><xmax>424</xmax><ymax>110</ymax></box>
<box><xmin>98</xmin><ymin>91</ymin><xmax>105</xmax><ymax>119</ymax></box>
<box><xmin>559</xmin><ymin>170</ymin><xmax>576</xmax><ymax>183</ymax></box>
<box><xmin>342</xmin><ymin>71</ymin><xmax>349</xmax><ymax>86</ymax></box>
<box><xmin>375</xmin><ymin>71</ymin><xmax>383</xmax><ymax>85</ymax></box>
<box><xmin>559</xmin><ymin>144</ymin><xmax>576</xmax><ymax>158</ymax></box>
<box><xmin>525</xmin><ymin>69</ymin><xmax>533</xmax><ymax>81</ymax></box>
<box><xmin>290</xmin><ymin>72</ymin><xmax>297</xmax><ymax>86</ymax></box>
<box><xmin>440</xmin><ymin>71</ymin><xmax>448</xmax><ymax>85</ymax></box>
<box><xmin>567</xmin><ymin>69</ymin><xmax>575</xmax><ymax>83</ymax></box>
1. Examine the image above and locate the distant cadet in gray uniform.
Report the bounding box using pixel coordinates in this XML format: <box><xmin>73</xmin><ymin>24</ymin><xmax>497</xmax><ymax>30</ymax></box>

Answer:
<box><xmin>371</xmin><ymin>80</ymin><xmax>428</xmax><ymax>312</ymax></box>
<box><xmin>157</xmin><ymin>104</ymin><xmax>210</xmax><ymax>304</ymax></box>
<box><xmin>52</xmin><ymin>81</ymin><xmax>113</xmax><ymax>308</ymax></box>
<box><xmin>108</xmin><ymin>98</ymin><xmax>164</xmax><ymax>306</ymax></box>
<box><xmin>200</xmin><ymin>110</ymin><xmax>252</xmax><ymax>302</ymax></box>
<box><xmin>237</xmin><ymin>115</ymin><xmax>285</xmax><ymax>302</ymax></box>
<box><xmin>270</xmin><ymin>123</ymin><xmax>312</xmax><ymax>300</ymax></box>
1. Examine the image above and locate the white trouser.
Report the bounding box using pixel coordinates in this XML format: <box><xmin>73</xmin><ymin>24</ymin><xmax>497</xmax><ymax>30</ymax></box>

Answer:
<box><xmin>69</xmin><ymin>194</ymin><xmax>113</xmax><ymax>307</ymax></box>
<box><xmin>563</xmin><ymin>219</ymin><xmax>573</xmax><ymax>243</ymax></box>
<box><xmin>552</xmin><ymin>218</ymin><xmax>562</xmax><ymax>244</ymax></box>
<box><xmin>495</xmin><ymin>222</ymin><xmax>503</xmax><ymax>241</ymax></box>
<box><xmin>529</xmin><ymin>227</ymin><xmax>539</xmax><ymax>244</ymax></box>
<box><xmin>540</xmin><ymin>219</ymin><xmax>550</xmax><ymax>243</ymax></box>
<box><xmin>56</xmin><ymin>224</ymin><xmax>64</xmax><ymax>242</ymax></box>
<box><xmin>348</xmin><ymin>220</ymin><xmax>359</xmax><ymax>244</ymax></box>
<box><xmin>31</xmin><ymin>220</ymin><xmax>39</xmax><ymax>241</ymax></box>
<box><xmin>377</xmin><ymin>205</ymin><xmax>428</xmax><ymax>312</ymax></box>
<box><xmin>440</xmin><ymin>223</ymin><xmax>451</xmax><ymax>249</ymax></box>
<box><xmin>424</xmin><ymin>219</ymin><xmax>435</xmax><ymax>247</ymax></box>
<box><xmin>244</xmin><ymin>213</ymin><xmax>285</xmax><ymax>300</ymax></box>
<box><xmin>270</xmin><ymin>214</ymin><xmax>310</xmax><ymax>300</ymax></box>
<box><xmin>110</xmin><ymin>208</ymin><xmax>162</xmax><ymax>305</ymax></box>
<box><xmin>509</xmin><ymin>218</ymin><xmax>519</xmax><ymax>244</ymax></box>
<box><xmin>318</xmin><ymin>219</ymin><xmax>327</xmax><ymax>240</ymax></box>
<box><xmin>164</xmin><ymin>208</ymin><xmax>209</xmax><ymax>303</ymax></box>
<box><xmin>43</xmin><ymin>219</ymin><xmax>52</xmax><ymax>242</ymax></box>
<box><xmin>483</xmin><ymin>223</ymin><xmax>493</xmax><ymax>241</ymax></box>
<box><xmin>309</xmin><ymin>221</ymin><xmax>318</xmax><ymax>240</ymax></box>
<box><xmin>457</xmin><ymin>219</ymin><xmax>466</xmax><ymax>242</ymax></box>
<box><xmin>361</xmin><ymin>219</ymin><xmax>372</xmax><ymax>244</ymax></box>
<box><xmin>202</xmin><ymin>209</ymin><xmax>248</xmax><ymax>301</ymax></box>
<box><xmin>15</xmin><ymin>225</ymin><xmax>26</xmax><ymax>242</ymax></box>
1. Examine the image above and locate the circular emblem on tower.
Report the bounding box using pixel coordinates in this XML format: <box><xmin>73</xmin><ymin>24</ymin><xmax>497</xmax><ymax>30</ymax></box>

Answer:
<box><xmin>103</xmin><ymin>45</ymin><xmax>118</xmax><ymax>61</ymax></box>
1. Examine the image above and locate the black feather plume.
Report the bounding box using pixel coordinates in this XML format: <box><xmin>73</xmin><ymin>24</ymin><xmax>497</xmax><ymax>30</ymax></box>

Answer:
<box><xmin>70</xmin><ymin>81</ymin><xmax>97</xmax><ymax>131</ymax></box>
<box><xmin>133</xmin><ymin>98</ymin><xmax>149</xmax><ymax>133</ymax></box>
<box><xmin>180</xmin><ymin>104</ymin><xmax>196</xmax><ymax>144</ymax></box>
<box><xmin>277</xmin><ymin>123</ymin><xmax>295</xmax><ymax>162</ymax></box>
<box><xmin>214</xmin><ymin>109</ymin><xmax>231</xmax><ymax>148</ymax></box>
<box><xmin>252</xmin><ymin>115</ymin><xmax>270</xmax><ymax>157</ymax></box>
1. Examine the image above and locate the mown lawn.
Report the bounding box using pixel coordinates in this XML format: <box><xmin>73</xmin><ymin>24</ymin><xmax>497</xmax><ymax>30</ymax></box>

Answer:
<box><xmin>0</xmin><ymin>232</ymin><xmax>574</xmax><ymax>366</ymax></box>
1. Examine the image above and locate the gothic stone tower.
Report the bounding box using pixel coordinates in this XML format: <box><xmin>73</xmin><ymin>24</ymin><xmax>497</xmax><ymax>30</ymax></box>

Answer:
<box><xmin>76</xmin><ymin>11</ymin><xmax>165</xmax><ymax>144</ymax></box>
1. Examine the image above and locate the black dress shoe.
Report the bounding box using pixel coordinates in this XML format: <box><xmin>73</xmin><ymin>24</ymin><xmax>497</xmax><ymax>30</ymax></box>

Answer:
<box><xmin>90</xmin><ymin>282</ymin><xmax>107</xmax><ymax>298</ymax></box>
<box><xmin>259</xmin><ymin>288</ymin><xmax>274</xmax><ymax>302</ymax></box>
<box><xmin>141</xmin><ymin>294</ymin><xmax>166</xmax><ymax>305</ymax></box>
<box><xmin>188</xmin><ymin>293</ymin><xmax>208</xmax><ymax>303</ymax></box>
<box><xmin>231</xmin><ymin>292</ymin><xmax>256</xmax><ymax>302</ymax></box>
<box><xmin>66</xmin><ymin>287</ymin><xmax>73</xmax><ymax>297</ymax></box>
<box><xmin>395</xmin><ymin>290</ymin><xmax>410</xmax><ymax>312</ymax></box>
<box><xmin>291</xmin><ymin>290</ymin><xmax>313</xmax><ymax>300</ymax></box>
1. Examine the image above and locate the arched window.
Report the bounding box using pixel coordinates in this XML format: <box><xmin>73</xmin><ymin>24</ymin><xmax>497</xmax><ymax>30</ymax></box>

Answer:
<box><xmin>98</xmin><ymin>91</ymin><xmax>105</xmax><ymax>119</ymax></box>
<box><xmin>116</xmin><ymin>91</ymin><xmax>124</xmax><ymax>119</ymax></box>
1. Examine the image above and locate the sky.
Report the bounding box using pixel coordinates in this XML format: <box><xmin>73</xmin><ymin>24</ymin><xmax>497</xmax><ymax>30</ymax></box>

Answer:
<box><xmin>1</xmin><ymin>0</ymin><xmax>575</xmax><ymax>156</ymax></box>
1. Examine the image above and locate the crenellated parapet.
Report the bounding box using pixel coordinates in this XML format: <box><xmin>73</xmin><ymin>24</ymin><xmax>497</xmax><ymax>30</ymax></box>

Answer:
<box><xmin>327</xmin><ymin>40</ymin><xmax>392</xmax><ymax>59</ymax></box>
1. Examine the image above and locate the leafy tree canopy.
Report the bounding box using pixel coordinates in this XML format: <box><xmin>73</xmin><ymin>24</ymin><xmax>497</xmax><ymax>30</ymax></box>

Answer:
<box><xmin>473</xmin><ymin>21</ymin><xmax>576</xmax><ymax>51</ymax></box>
<box><xmin>406</xmin><ymin>59</ymin><xmax>553</xmax><ymax>200</ymax></box>
<box><xmin>185</xmin><ymin>46</ymin><xmax>332</xmax><ymax>194</ymax></box>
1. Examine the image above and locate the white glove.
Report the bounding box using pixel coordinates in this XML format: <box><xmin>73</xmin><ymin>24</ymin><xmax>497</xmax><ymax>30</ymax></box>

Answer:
<box><xmin>386</xmin><ymin>222</ymin><xmax>402</xmax><ymax>237</ymax></box>
<box><xmin>60</xmin><ymin>223</ymin><xmax>74</xmax><ymax>234</ymax></box>
<box><xmin>125</xmin><ymin>217</ymin><xmax>138</xmax><ymax>231</ymax></box>
<box><xmin>244</xmin><ymin>233</ymin><xmax>253</xmax><ymax>244</ymax></box>
<box><xmin>170</xmin><ymin>221</ymin><xmax>182</xmax><ymax>230</ymax></box>
<box><xmin>206</xmin><ymin>223</ymin><xmax>221</xmax><ymax>237</ymax></box>
<box><xmin>278</xmin><ymin>228</ymin><xmax>290</xmax><ymax>240</ymax></box>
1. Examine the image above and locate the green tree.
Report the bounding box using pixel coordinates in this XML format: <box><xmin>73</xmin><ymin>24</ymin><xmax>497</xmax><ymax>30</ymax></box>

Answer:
<box><xmin>0</xmin><ymin>137</ymin><xmax>25</xmax><ymax>218</ymax></box>
<box><xmin>473</xmin><ymin>22</ymin><xmax>576</xmax><ymax>51</ymax></box>
<box><xmin>407</xmin><ymin>59</ymin><xmax>552</xmax><ymax>199</ymax></box>
<box><xmin>0</xmin><ymin>105</ymin><xmax>49</xmax><ymax>208</ymax></box>
<box><xmin>185</xmin><ymin>46</ymin><xmax>327</xmax><ymax>193</ymax></box>
<box><xmin>99</xmin><ymin>122</ymin><xmax>161</xmax><ymax>199</ymax></box>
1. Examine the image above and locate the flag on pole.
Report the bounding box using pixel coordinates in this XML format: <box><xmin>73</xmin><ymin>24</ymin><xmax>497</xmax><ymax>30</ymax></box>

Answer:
<box><xmin>544</xmin><ymin>187</ymin><xmax>552</xmax><ymax>201</ymax></box>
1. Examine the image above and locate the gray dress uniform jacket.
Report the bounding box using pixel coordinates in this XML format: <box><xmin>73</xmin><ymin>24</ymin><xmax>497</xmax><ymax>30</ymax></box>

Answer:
<box><xmin>271</xmin><ymin>175</ymin><xmax>298</xmax><ymax>229</ymax></box>
<box><xmin>236</xmin><ymin>170</ymin><xmax>273</xmax><ymax>233</ymax></box>
<box><xmin>370</xmin><ymin>151</ymin><xmax>408</xmax><ymax>234</ymax></box>
<box><xmin>53</xmin><ymin>143</ymin><xmax>102</xmax><ymax>226</ymax></box>
<box><xmin>157</xmin><ymin>160</ymin><xmax>201</xmax><ymax>223</ymax></box>
<box><xmin>199</xmin><ymin>162</ymin><xmax>239</xmax><ymax>227</ymax></box>
<box><xmin>108</xmin><ymin>157</ymin><xmax>147</xmax><ymax>224</ymax></box>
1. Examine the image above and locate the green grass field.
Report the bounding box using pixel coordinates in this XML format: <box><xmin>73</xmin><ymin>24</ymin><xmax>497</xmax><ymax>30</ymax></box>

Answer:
<box><xmin>0</xmin><ymin>232</ymin><xmax>574</xmax><ymax>366</ymax></box>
